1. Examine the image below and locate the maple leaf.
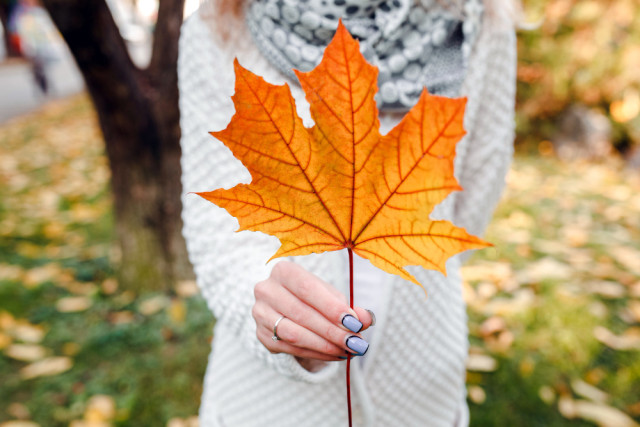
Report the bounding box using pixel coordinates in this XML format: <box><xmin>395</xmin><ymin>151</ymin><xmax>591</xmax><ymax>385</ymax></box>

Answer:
<box><xmin>197</xmin><ymin>21</ymin><xmax>489</xmax><ymax>286</ymax></box>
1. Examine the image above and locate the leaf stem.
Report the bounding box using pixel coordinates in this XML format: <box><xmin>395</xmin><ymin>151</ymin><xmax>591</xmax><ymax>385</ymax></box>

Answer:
<box><xmin>347</xmin><ymin>248</ymin><xmax>354</xmax><ymax>427</ymax></box>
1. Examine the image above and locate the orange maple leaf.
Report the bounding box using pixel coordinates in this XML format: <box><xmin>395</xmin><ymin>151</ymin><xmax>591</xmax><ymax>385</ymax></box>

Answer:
<box><xmin>197</xmin><ymin>21</ymin><xmax>489</xmax><ymax>286</ymax></box>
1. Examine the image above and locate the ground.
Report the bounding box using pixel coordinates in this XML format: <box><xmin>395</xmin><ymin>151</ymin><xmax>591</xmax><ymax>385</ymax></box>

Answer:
<box><xmin>0</xmin><ymin>95</ymin><xmax>638</xmax><ymax>426</ymax></box>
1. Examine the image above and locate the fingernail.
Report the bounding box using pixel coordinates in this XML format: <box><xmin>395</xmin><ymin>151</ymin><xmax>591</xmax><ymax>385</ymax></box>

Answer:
<box><xmin>346</xmin><ymin>336</ymin><xmax>369</xmax><ymax>356</ymax></box>
<box><xmin>338</xmin><ymin>356</ymin><xmax>348</xmax><ymax>360</ymax></box>
<box><xmin>365</xmin><ymin>309</ymin><xmax>376</xmax><ymax>327</ymax></box>
<box><xmin>342</xmin><ymin>314</ymin><xmax>363</xmax><ymax>333</ymax></box>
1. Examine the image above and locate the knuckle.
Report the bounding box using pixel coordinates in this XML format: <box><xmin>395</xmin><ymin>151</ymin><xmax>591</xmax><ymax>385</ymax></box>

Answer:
<box><xmin>321</xmin><ymin>341</ymin><xmax>335</xmax><ymax>355</ymax></box>
<box><xmin>288</xmin><ymin>306</ymin><xmax>305</xmax><ymax>323</ymax></box>
<box><xmin>296</xmin><ymin>279</ymin><xmax>313</xmax><ymax>300</ymax></box>
<box><xmin>254</xmin><ymin>280</ymin><xmax>267</xmax><ymax>300</ymax></box>
<box><xmin>271</xmin><ymin>261</ymin><xmax>289</xmax><ymax>278</ymax></box>
<box><xmin>284</xmin><ymin>328</ymin><xmax>300</xmax><ymax>345</ymax></box>
<box><xmin>251</xmin><ymin>303</ymin><xmax>260</xmax><ymax>322</ymax></box>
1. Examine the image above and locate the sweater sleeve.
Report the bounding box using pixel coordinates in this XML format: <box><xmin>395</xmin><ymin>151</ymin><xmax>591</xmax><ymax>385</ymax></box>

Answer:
<box><xmin>450</xmin><ymin>19</ymin><xmax>517</xmax><ymax>244</ymax></box>
<box><xmin>178</xmin><ymin>14</ymin><xmax>340</xmax><ymax>383</ymax></box>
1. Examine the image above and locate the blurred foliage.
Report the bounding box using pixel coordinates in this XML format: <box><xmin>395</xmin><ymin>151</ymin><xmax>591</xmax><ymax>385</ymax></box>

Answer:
<box><xmin>516</xmin><ymin>0</ymin><xmax>640</xmax><ymax>152</ymax></box>
<box><xmin>0</xmin><ymin>96</ymin><xmax>213</xmax><ymax>426</ymax></box>
<box><xmin>465</xmin><ymin>156</ymin><xmax>640</xmax><ymax>426</ymax></box>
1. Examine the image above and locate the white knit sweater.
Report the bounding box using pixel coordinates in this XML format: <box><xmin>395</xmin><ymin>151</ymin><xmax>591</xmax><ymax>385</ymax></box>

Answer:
<box><xmin>178</xmin><ymin>3</ymin><xmax>516</xmax><ymax>426</ymax></box>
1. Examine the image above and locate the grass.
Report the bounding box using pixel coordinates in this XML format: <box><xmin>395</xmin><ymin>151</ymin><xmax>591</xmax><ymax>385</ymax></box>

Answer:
<box><xmin>0</xmin><ymin>95</ymin><xmax>639</xmax><ymax>426</ymax></box>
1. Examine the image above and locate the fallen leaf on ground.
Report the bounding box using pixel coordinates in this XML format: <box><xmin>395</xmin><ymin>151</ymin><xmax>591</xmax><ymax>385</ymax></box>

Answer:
<box><xmin>610</xmin><ymin>246</ymin><xmax>640</xmax><ymax>275</ymax></box>
<box><xmin>560</xmin><ymin>398</ymin><xmax>639</xmax><ymax>427</ymax></box>
<box><xmin>0</xmin><ymin>421</ymin><xmax>40</xmax><ymax>427</ymax></box>
<box><xmin>169</xmin><ymin>300</ymin><xmax>186</xmax><ymax>324</ymax></box>
<box><xmin>466</xmin><ymin>354</ymin><xmax>498</xmax><ymax>372</ymax></box>
<box><xmin>482</xmin><ymin>289</ymin><xmax>537</xmax><ymax>316</ymax></box>
<box><xmin>6</xmin><ymin>402</ymin><xmax>30</xmax><ymax>420</ymax></box>
<box><xmin>108</xmin><ymin>311</ymin><xmax>135</xmax><ymax>325</ymax></box>
<box><xmin>571</xmin><ymin>379</ymin><xmax>609</xmax><ymax>403</ymax></box>
<box><xmin>56</xmin><ymin>296</ymin><xmax>92</xmax><ymax>313</ymax></box>
<box><xmin>5</xmin><ymin>344</ymin><xmax>47</xmax><ymax>362</ymax></box>
<box><xmin>139</xmin><ymin>296</ymin><xmax>169</xmax><ymax>316</ymax></box>
<box><xmin>100</xmin><ymin>278</ymin><xmax>118</xmax><ymax>295</ymax></box>
<box><xmin>593</xmin><ymin>326</ymin><xmax>640</xmax><ymax>350</ymax></box>
<box><xmin>10</xmin><ymin>322</ymin><xmax>45</xmax><ymax>344</ymax></box>
<box><xmin>0</xmin><ymin>264</ymin><xmax>24</xmax><ymax>281</ymax></box>
<box><xmin>538</xmin><ymin>386</ymin><xmax>556</xmax><ymax>404</ymax></box>
<box><xmin>627</xmin><ymin>301</ymin><xmax>640</xmax><ymax>323</ymax></box>
<box><xmin>517</xmin><ymin>257</ymin><xmax>573</xmax><ymax>284</ymax></box>
<box><xmin>0</xmin><ymin>332</ymin><xmax>12</xmax><ymax>350</ymax></box>
<box><xmin>83</xmin><ymin>394</ymin><xmax>116</xmax><ymax>422</ymax></box>
<box><xmin>166</xmin><ymin>416</ymin><xmax>199</xmax><ymax>427</ymax></box>
<box><xmin>461</xmin><ymin>262</ymin><xmax>515</xmax><ymax>290</ymax></box>
<box><xmin>176</xmin><ymin>280</ymin><xmax>200</xmax><ymax>297</ymax></box>
<box><xmin>479</xmin><ymin>316</ymin><xmax>507</xmax><ymax>337</ymax></box>
<box><xmin>20</xmin><ymin>356</ymin><xmax>73</xmax><ymax>379</ymax></box>
<box><xmin>22</xmin><ymin>263</ymin><xmax>63</xmax><ymax>288</ymax></box>
<box><xmin>0</xmin><ymin>311</ymin><xmax>16</xmax><ymax>330</ymax></box>
<box><xmin>467</xmin><ymin>385</ymin><xmax>486</xmax><ymax>404</ymax></box>
<box><xmin>584</xmin><ymin>281</ymin><xmax>627</xmax><ymax>299</ymax></box>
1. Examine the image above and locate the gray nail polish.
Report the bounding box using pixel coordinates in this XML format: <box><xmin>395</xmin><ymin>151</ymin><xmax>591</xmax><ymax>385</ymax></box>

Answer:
<box><xmin>342</xmin><ymin>314</ymin><xmax>363</xmax><ymax>333</ymax></box>
<box><xmin>346</xmin><ymin>336</ymin><xmax>369</xmax><ymax>355</ymax></box>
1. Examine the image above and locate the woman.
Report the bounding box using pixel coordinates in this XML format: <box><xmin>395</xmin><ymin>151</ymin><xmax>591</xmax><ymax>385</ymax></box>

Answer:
<box><xmin>178</xmin><ymin>0</ymin><xmax>517</xmax><ymax>425</ymax></box>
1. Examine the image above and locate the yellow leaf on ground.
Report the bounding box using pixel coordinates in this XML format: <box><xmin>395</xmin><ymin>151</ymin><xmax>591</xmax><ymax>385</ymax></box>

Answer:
<box><xmin>10</xmin><ymin>321</ymin><xmax>45</xmax><ymax>344</ymax></box>
<box><xmin>56</xmin><ymin>296</ymin><xmax>93</xmax><ymax>313</ymax></box>
<box><xmin>585</xmin><ymin>281</ymin><xmax>626</xmax><ymax>299</ymax></box>
<box><xmin>5</xmin><ymin>344</ymin><xmax>47</xmax><ymax>362</ymax></box>
<box><xmin>466</xmin><ymin>354</ymin><xmax>497</xmax><ymax>372</ymax></box>
<box><xmin>108</xmin><ymin>311</ymin><xmax>135</xmax><ymax>325</ymax></box>
<box><xmin>168</xmin><ymin>300</ymin><xmax>186</xmax><ymax>324</ymax></box>
<box><xmin>593</xmin><ymin>326</ymin><xmax>640</xmax><ymax>350</ymax></box>
<box><xmin>84</xmin><ymin>395</ymin><xmax>116</xmax><ymax>422</ymax></box>
<box><xmin>570</xmin><ymin>400</ymin><xmax>639</xmax><ymax>427</ymax></box>
<box><xmin>0</xmin><ymin>264</ymin><xmax>24</xmax><ymax>281</ymax></box>
<box><xmin>0</xmin><ymin>332</ymin><xmax>12</xmax><ymax>350</ymax></box>
<box><xmin>467</xmin><ymin>385</ymin><xmax>486</xmax><ymax>404</ymax></box>
<box><xmin>610</xmin><ymin>246</ymin><xmax>640</xmax><ymax>275</ymax></box>
<box><xmin>139</xmin><ymin>296</ymin><xmax>169</xmax><ymax>316</ymax></box>
<box><xmin>101</xmin><ymin>278</ymin><xmax>118</xmax><ymax>295</ymax></box>
<box><xmin>572</xmin><ymin>379</ymin><xmax>609</xmax><ymax>403</ymax></box>
<box><xmin>167</xmin><ymin>416</ymin><xmax>199</xmax><ymax>427</ymax></box>
<box><xmin>0</xmin><ymin>422</ymin><xmax>40</xmax><ymax>427</ymax></box>
<box><xmin>517</xmin><ymin>257</ymin><xmax>573</xmax><ymax>284</ymax></box>
<box><xmin>6</xmin><ymin>402</ymin><xmax>30</xmax><ymax>420</ymax></box>
<box><xmin>20</xmin><ymin>356</ymin><xmax>73</xmax><ymax>380</ymax></box>
<box><xmin>0</xmin><ymin>311</ymin><xmax>17</xmax><ymax>330</ymax></box>
<box><xmin>176</xmin><ymin>280</ymin><xmax>200</xmax><ymax>298</ymax></box>
<box><xmin>627</xmin><ymin>301</ymin><xmax>640</xmax><ymax>323</ymax></box>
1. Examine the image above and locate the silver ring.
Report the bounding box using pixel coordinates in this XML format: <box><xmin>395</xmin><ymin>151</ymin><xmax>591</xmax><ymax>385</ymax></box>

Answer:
<box><xmin>272</xmin><ymin>315</ymin><xmax>286</xmax><ymax>342</ymax></box>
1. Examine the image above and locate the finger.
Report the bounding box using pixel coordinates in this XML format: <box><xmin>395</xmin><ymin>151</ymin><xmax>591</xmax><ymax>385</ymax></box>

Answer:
<box><xmin>257</xmin><ymin>278</ymin><xmax>365</xmax><ymax>354</ymax></box>
<box><xmin>256</xmin><ymin>321</ymin><xmax>345</xmax><ymax>361</ymax></box>
<box><xmin>353</xmin><ymin>307</ymin><xmax>375</xmax><ymax>330</ymax></box>
<box><xmin>271</xmin><ymin>261</ymin><xmax>361</xmax><ymax>330</ymax></box>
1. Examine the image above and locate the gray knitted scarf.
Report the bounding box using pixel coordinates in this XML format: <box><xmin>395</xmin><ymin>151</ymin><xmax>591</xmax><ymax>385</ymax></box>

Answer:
<box><xmin>246</xmin><ymin>0</ymin><xmax>483</xmax><ymax>111</ymax></box>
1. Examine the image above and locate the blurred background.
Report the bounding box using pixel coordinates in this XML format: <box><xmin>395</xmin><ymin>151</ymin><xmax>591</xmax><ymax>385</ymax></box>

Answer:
<box><xmin>0</xmin><ymin>0</ymin><xmax>638</xmax><ymax>426</ymax></box>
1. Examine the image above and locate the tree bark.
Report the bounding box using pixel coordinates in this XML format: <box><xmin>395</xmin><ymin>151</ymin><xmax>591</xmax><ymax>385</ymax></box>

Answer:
<box><xmin>41</xmin><ymin>0</ymin><xmax>192</xmax><ymax>292</ymax></box>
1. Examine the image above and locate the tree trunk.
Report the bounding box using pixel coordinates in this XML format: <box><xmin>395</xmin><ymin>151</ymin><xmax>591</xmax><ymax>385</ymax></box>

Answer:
<box><xmin>41</xmin><ymin>0</ymin><xmax>192</xmax><ymax>292</ymax></box>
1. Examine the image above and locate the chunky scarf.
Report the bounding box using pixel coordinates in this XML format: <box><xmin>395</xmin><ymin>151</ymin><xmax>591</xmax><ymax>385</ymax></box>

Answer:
<box><xmin>246</xmin><ymin>0</ymin><xmax>483</xmax><ymax>111</ymax></box>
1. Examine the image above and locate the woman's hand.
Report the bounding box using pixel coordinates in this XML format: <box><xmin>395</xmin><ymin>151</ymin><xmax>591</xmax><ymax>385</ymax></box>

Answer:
<box><xmin>252</xmin><ymin>261</ymin><xmax>374</xmax><ymax>371</ymax></box>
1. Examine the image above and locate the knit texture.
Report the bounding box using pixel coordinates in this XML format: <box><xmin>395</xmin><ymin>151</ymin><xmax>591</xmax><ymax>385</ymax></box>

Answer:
<box><xmin>178</xmin><ymin>3</ymin><xmax>516</xmax><ymax>425</ymax></box>
<box><xmin>245</xmin><ymin>0</ymin><xmax>483</xmax><ymax>108</ymax></box>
